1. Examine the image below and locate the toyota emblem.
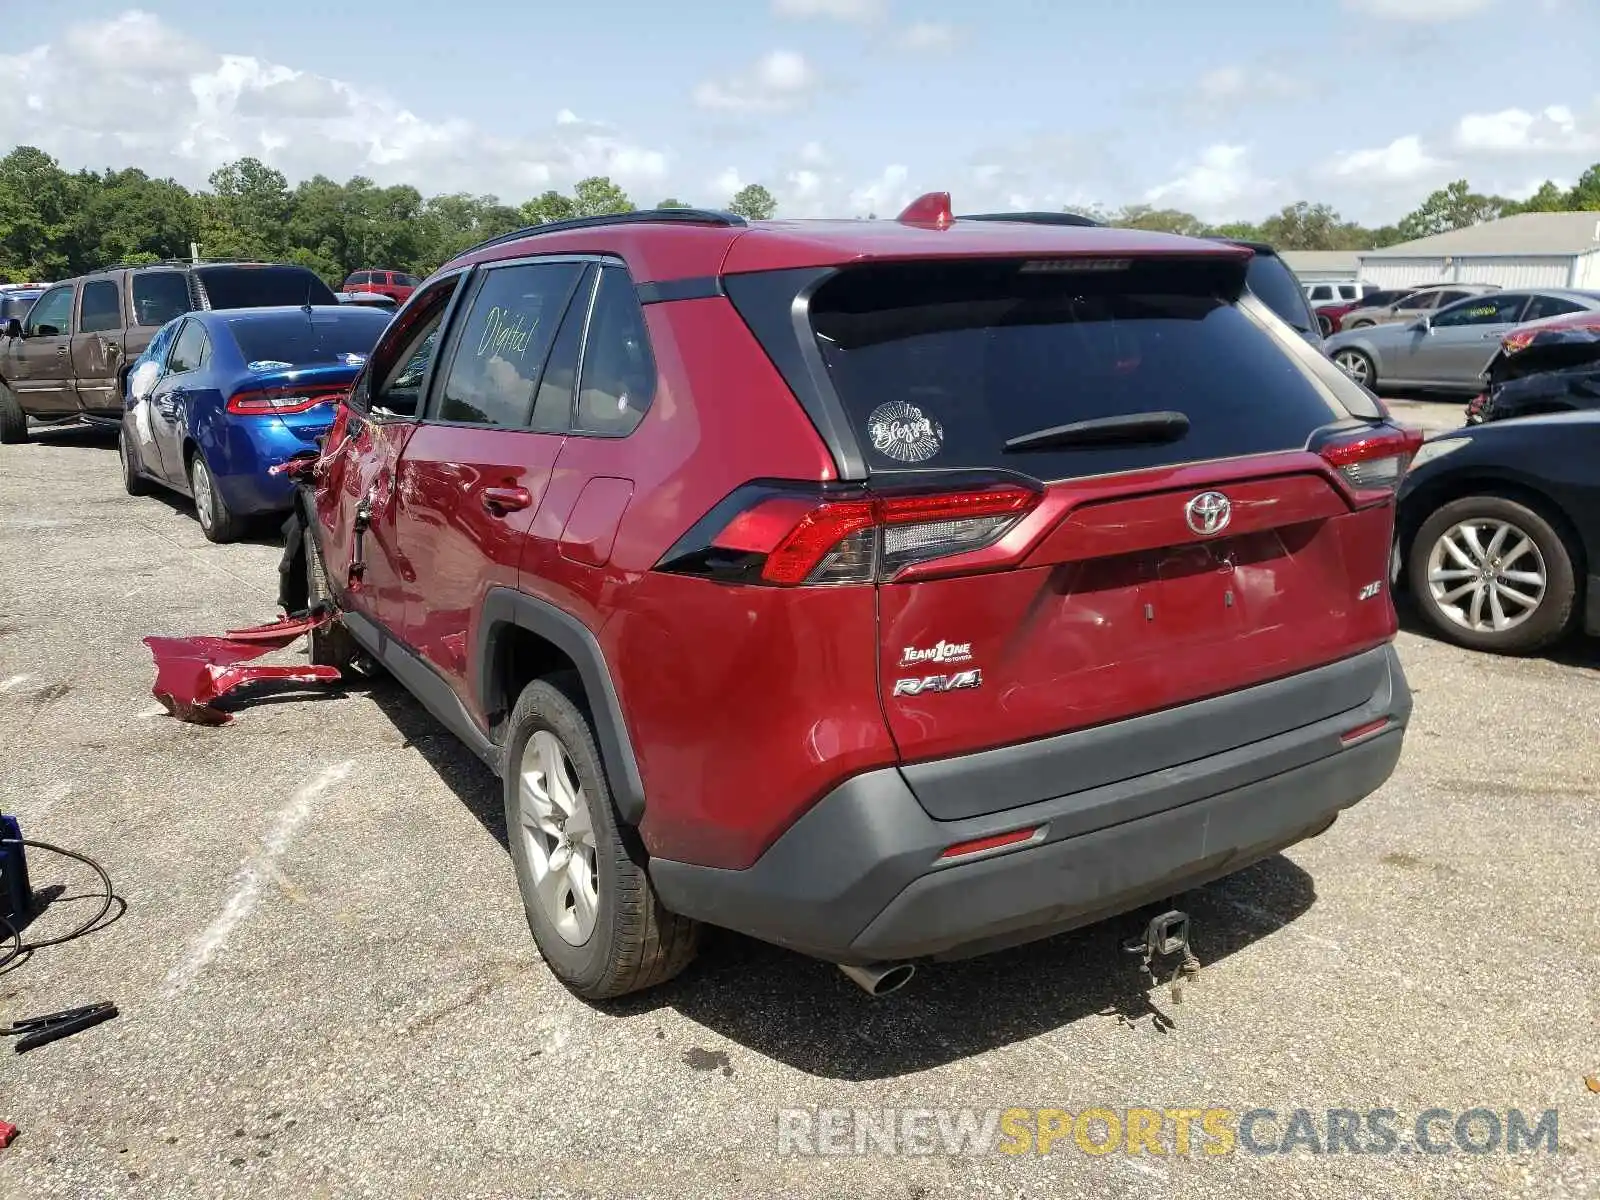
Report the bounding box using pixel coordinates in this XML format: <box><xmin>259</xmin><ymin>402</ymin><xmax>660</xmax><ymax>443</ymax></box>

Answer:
<box><xmin>1185</xmin><ymin>491</ymin><xmax>1232</xmax><ymax>536</ymax></box>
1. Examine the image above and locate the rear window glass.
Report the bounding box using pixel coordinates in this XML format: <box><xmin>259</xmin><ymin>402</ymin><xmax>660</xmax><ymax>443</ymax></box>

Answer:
<box><xmin>0</xmin><ymin>294</ymin><xmax>39</xmax><ymax>322</ymax></box>
<box><xmin>809</xmin><ymin>259</ymin><xmax>1348</xmax><ymax>481</ymax></box>
<box><xmin>226</xmin><ymin>310</ymin><xmax>392</xmax><ymax>368</ymax></box>
<box><xmin>194</xmin><ymin>266</ymin><xmax>338</xmax><ymax>309</ymax></box>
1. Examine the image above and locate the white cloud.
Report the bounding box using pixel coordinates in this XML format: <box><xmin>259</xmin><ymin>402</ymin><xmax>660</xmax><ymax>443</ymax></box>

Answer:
<box><xmin>0</xmin><ymin>10</ymin><xmax>670</xmax><ymax>200</ymax></box>
<box><xmin>799</xmin><ymin>140</ymin><xmax>829</xmax><ymax>166</ymax></box>
<box><xmin>1341</xmin><ymin>0</ymin><xmax>1494</xmax><ymax>20</ymax></box>
<box><xmin>772</xmin><ymin>0</ymin><xmax>886</xmax><ymax>22</ymax></box>
<box><xmin>710</xmin><ymin>167</ymin><xmax>746</xmax><ymax>198</ymax></box>
<box><xmin>1323</xmin><ymin>134</ymin><xmax>1447</xmax><ymax>180</ymax></box>
<box><xmin>1193</xmin><ymin>65</ymin><xmax>1300</xmax><ymax>111</ymax></box>
<box><xmin>896</xmin><ymin>22</ymin><xmax>962</xmax><ymax>52</ymax></box>
<box><xmin>1453</xmin><ymin>104</ymin><xmax>1598</xmax><ymax>154</ymax></box>
<box><xmin>1144</xmin><ymin>144</ymin><xmax>1276</xmax><ymax>219</ymax></box>
<box><xmin>848</xmin><ymin>164</ymin><xmax>911</xmax><ymax>218</ymax></box>
<box><xmin>692</xmin><ymin>50</ymin><xmax>819</xmax><ymax>115</ymax></box>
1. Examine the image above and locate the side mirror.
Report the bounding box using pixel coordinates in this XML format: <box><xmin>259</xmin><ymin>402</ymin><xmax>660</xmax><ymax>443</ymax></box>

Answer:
<box><xmin>3</xmin><ymin>318</ymin><xmax>22</xmax><ymax>339</ymax></box>
<box><xmin>1409</xmin><ymin>316</ymin><xmax>1431</xmax><ymax>333</ymax></box>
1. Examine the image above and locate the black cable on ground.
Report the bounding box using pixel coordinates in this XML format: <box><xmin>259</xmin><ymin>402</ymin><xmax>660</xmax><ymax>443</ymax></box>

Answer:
<box><xmin>0</xmin><ymin>839</ymin><xmax>116</xmax><ymax>973</ymax></box>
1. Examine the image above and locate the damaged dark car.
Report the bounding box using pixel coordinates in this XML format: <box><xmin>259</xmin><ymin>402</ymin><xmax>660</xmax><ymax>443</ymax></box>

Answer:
<box><xmin>1468</xmin><ymin>311</ymin><xmax>1600</xmax><ymax>425</ymax></box>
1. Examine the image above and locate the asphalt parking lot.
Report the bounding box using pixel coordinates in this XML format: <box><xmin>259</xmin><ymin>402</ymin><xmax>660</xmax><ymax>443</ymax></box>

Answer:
<box><xmin>1</xmin><ymin>414</ymin><xmax>1596</xmax><ymax>1199</ymax></box>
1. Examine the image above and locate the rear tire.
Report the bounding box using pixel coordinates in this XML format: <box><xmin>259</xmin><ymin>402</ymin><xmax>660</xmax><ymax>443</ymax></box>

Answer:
<box><xmin>187</xmin><ymin>450</ymin><xmax>242</xmax><ymax>544</ymax></box>
<box><xmin>304</xmin><ymin>520</ymin><xmax>357</xmax><ymax>669</ymax></box>
<box><xmin>1406</xmin><ymin>495</ymin><xmax>1577</xmax><ymax>655</ymax></box>
<box><xmin>1333</xmin><ymin>347</ymin><xmax>1377</xmax><ymax>392</ymax></box>
<box><xmin>0</xmin><ymin>382</ymin><xmax>28</xmax><ymax>444</ymax></box>
<box><xmin>1317</xmin><ymin>314</ymin><xmax>1333</xmax><ymax>336</ymax></box>
<box><xmin>120</xmin><ymin>431</ymin><xmax>153</xmax><ymax>496</ymax></box>
<box><xmin>502</xmin><ymin>674</ymin><xmax>699</xmax><ymax>999</ymax></box>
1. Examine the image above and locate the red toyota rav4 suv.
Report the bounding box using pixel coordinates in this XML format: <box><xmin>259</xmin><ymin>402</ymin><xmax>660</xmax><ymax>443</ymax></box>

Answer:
<box><xmin>295</xmin><ymin>196</ymin><xmax>1416</xmax><ymax>1000</ymax></box>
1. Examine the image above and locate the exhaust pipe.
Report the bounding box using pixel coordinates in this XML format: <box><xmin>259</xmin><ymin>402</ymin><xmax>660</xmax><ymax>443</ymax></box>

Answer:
<box><xmin>839</xmin><ymin>961</ymin><xmax>916</xmax><ymax>997</ymax></box>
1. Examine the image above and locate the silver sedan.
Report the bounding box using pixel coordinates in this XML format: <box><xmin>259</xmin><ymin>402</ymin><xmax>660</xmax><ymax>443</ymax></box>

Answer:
<box><xmin>1325</xmin><ymin>288</ymin><xmax>1600</xmax><ymax>393</ymax></box>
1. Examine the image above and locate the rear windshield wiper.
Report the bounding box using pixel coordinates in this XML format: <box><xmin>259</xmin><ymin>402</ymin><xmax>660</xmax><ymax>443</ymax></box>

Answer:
<box><xmin>1003</xmin><ymin>411</ymin><xmax>1190</xmax><ymax>453</ymax></box>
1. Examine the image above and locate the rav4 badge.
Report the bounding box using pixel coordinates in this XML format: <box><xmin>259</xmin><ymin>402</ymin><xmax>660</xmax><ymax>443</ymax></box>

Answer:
<box><xmin>892</xmin><ymin>669</ymin><xmax>983</xmax><ymax>697</ymax></box>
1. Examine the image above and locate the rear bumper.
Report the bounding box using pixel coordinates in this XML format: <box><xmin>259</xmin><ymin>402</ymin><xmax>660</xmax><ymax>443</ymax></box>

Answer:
<box><xmin>651</xmin><ymin>644</ymin><xmax>1411</xmax><ymax>964</ymax></box>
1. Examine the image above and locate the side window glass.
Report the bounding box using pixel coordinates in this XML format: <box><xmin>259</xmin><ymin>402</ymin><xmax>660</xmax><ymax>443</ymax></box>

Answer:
<box><xmin>80</xmin><ymin>281</ymin><xmax>122</xmax><ymax>334</ymax></box>
<box><xmin>361</xmin><ymin>275</ymin><xmax>463</xmax><ymax>418</ymax></box>
<box><xmin>1308</xmin><ymin>285</ymin><xmax>1331</xmax><ymax>302</ymax></box>
<box><xmin>530</xmin><ymin>266</ymin><xmax>595</xmax><ymax>432</ymax></box>
<box><xmin>25</xmin><ymin>286</ymin><xmax>73</xmax><ymax>336</ymax></box>
<box><xmin>574</xmin><ymin>266</ymin><xmax>657</xmax><ymax>437</ymax></box>
<box><xmin>1432</xmin><ymin>294</ymin><xmax>1527</xmax><ymax>328</ymax></box>
<box><xmin>1522</xmin><ymin>295</ymin><xmax>1582</xmax><ymax>322</ymax></box>
<box><xmin>131</xmin><ymin>272</ymin><xmax>193</xmax><ymax>327</ymax></box>
<box><xmin>434</xmin><ymin>261</ymin><xmax>584</xmax><ymax>427</ymax></box>
<box><xmin>168</xmin><ymin>321</ymin><xmax>208</xmax><ymax>373</ymax></box>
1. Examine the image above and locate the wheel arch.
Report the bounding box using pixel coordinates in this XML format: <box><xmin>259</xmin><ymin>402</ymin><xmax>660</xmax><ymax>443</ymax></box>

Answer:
<box><xmin>1398</xmin><ymin>469</ymin><xmax>1589</xmax><ymax>588</ymax></box>
<box><xmin>475</xmin><ymin>588</ymin><xmax>647</xmax><ymax>825</ymax></box>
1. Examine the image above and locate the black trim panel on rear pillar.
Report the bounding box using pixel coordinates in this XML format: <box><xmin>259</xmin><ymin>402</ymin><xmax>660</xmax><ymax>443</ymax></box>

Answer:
<box><xmin>341</xmin><ymin>610</ymin><xmax>498</xmax><ymax>768</ymax></box>
<box><xmin>1586</xmin><ymin>573</ymin><xmax>1600</xmax><ymax>636</ymax></box>
<box><xmin>636</xmin><ymin>276</ymin><xmax>724</xmax><ymax>304</ymax></box>
<box><xmin>473</xmin><ymin>587</ymin><xmax>648</xmax><ymax>825</ymax></box>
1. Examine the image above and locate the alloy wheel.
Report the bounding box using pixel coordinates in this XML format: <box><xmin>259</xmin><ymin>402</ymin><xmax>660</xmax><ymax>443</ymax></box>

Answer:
<box><xmin>1333</xmin><ymin>349</ymin><xmax>1371</xmax><ymax>387</ymax></box>
<box><xmin>1426</xmin><ymin>518</ymin><xmax>1546</xmax><ymax>634</ymax></box>
<box><xmin>517</xmin><ymin>729</ymin><xmax>600</xmax><ymax>945</ymax></box>
<box><xmin>190</xmin><ymin>457</ymin><xmax>214</xmax><ymax>532</ymax></box>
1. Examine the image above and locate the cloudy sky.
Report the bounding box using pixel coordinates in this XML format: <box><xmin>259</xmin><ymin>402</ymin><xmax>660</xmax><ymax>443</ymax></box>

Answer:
<box><xmin>1</xmin><ymin>0</ymin><xmax>1597</xmax><ymax>224</ymax></box>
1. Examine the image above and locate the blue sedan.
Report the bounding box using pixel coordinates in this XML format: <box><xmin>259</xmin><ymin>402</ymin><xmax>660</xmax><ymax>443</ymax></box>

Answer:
<box><xmin>119</xmin><ymin>306</ymin><xmax>392</xmax><ymax>542</ymax></box>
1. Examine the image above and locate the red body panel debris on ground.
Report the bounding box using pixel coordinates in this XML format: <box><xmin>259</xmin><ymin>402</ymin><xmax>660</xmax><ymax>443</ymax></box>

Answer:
<box><xmin>144</xmin><ymin>614</ymin><xmax>340</xmax><ymax>726</ymax></box>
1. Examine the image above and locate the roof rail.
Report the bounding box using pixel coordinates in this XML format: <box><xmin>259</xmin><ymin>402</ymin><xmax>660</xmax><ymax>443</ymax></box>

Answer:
<box><xmin>95</xmin><ymin>258</ymin><xmax>276</xmax><ymax>273</ymax></box>
<box><xmin>958</xmin><ymin>211</ymin><xmax>1104</xmax><ymax>228</ymax></box>
<box><xmin>455</xmin><ymin>208</ymin><xmax>749</xmax><ymax>260</ymax></box>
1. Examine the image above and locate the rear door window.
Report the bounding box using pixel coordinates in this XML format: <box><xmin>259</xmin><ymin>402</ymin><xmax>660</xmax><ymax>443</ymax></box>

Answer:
<box><xmin>574</xmin><ymin>265</ymin><xmax>657</xmax><ymax>436</ymax></box>
<box><xmin>167</xmin><ymin>320</ymin><xmax>210</xmax><ymax>374</ymax></box>
<box><xmin>79</xmin><ymin>280</ymin><xmax>123</xmax><ymax>333</ymax></box>
<box><xmin>808</xmin><ymin>258</ymin><xmax>1350</xmax><ymax>482</ymax></box>
<box><xmin>431</xmin><ymin>260</ymin><xmax>586</xmax><ymax>427</ymax></box>
<box><xmin>1521</xmin><ymin>295</ymin><xmax>1584</xmax><ymax>322</ymax></box>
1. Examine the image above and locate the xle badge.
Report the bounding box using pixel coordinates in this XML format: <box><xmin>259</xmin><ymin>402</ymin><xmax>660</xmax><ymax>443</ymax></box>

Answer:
<box><xmin>892</xmin><ymin>669</ymin><xmax>982</xmax><ymax>697</ymax></box>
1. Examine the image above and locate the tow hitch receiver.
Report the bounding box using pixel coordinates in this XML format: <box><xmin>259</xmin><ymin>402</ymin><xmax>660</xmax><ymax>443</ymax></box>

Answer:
<box><xmin>1125</xmin><ymin>909</ymin><xmax>1202</xmax><ymax>1003</ymax></box>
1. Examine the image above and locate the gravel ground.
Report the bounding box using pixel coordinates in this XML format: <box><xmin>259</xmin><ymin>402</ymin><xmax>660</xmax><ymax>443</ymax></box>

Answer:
<box><xmin>1</xmin><ymin>421</ymin><xmax>1596</xmax><ymax>1200</ymax></box>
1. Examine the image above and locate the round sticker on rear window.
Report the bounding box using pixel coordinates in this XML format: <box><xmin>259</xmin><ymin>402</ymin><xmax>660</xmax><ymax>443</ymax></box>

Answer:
<box><xmin>867</xmin><ymin>401</ymin><xmax>944</xmax><ymax>464</ymax></box>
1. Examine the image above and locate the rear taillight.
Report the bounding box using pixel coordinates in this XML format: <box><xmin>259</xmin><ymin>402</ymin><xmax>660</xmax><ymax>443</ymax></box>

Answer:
<box><xmin>227</xmin><ymin>386</ymin><xmax>347</xmax><ymax>416</ymax></box>
<box><xmin>660</xmin><ymin>483</ymin><xmax>1040</xmax><ymax>586</ymax></box>
<box><xmin>1316</xmin><ymin>424</ymin><xmax>1424</xmax><ymax>499</ymax></box>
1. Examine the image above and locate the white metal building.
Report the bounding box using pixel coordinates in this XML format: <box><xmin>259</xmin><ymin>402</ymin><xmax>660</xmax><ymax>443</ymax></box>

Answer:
<box><xmin>1281</xmin><ymin>250</ymin><xmax>1362</xmax><ymax>285</ymax></box>
<box><xmin>1357</xmin><ymin>211</ymin><xmax>1600</xmax><ymax>291</ymax></box>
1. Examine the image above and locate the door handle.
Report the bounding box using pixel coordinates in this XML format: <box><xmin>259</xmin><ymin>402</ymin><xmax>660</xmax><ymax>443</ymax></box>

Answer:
<box><xmin>480</xmin><ymin>486</ymin><xmax>533</xmax><ymax>515</ymax></box>
<box><xmin>55</xmin><ymin>346</ymin><xmax>68</xmax><ymax>356</ymax></box>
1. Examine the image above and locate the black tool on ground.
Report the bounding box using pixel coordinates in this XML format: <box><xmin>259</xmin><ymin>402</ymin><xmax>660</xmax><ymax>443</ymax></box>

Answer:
<box><xmin>1125</xmin><ymin>909</ymin><xmax>1202</xmax><ymax>1003</ymax></box>
<box><xmin>2</xmin><ymin>1001</ymin><xmax>119</xmax><ymax>1053</ymax></box>
<box><xmin>0</xmin><ymin>814</ymin><xmax>30</xmax><ymax>930</ymax></box>
<box><xmin>0</xmin><ymin>818</ymin><xmax>118</xmax><ymax>973</ymax></box>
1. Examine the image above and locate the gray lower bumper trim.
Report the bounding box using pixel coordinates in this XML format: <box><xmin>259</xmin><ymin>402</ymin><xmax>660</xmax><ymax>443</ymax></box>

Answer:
<box><xmin>650</xmin><ymin>645</ymin><xmax>1411</xmax><ymax>964</ymax></box>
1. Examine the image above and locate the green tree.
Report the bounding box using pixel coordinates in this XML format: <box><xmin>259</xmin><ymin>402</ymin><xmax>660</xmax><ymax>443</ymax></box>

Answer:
<box><xmin>1111</xmin><ymin>205</ymin><xmax>1210</xmax><ymax>236</ymax></box>
<box><xmin>1566</xmin><ymin>163</ymin><xmax>1600</xmax><ymax>211</ymax></box>
<box><xmin>1510</xmin><ymin>180</ymin><xmax>1568</xmax><ymax>214</ymax></box>
<box><xmin>655</xmin><ymin>197</ymin><xmax>690</xmax><ymax>209</ymax></box>
<box><xmin>1397</xmin><ymin>179</ymin><xmax>1512</xmax><ymax>241</ymax></box>
<box><xmin>520</xmin><ymin>190</ymin><xmax>578</xmax><ymax>226</ymax></box>
<box><xmin>572</xmin><ymin>176</ymin><xmax>634</xmax><ymax>218</ymax></box>
<box><xmin>72</xmin><ymin>168</ymin><xmax>199</xmax><ymax>269</ymax></box>
<box><xmin>0</xmin><ymin>146</ymin><xmax>80</xmax><ymax>279</ymax></box>
<box><xmin>727</xmin><ymin>183</ymin><xmax>777</xmax><ymax>221</ymax></box>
